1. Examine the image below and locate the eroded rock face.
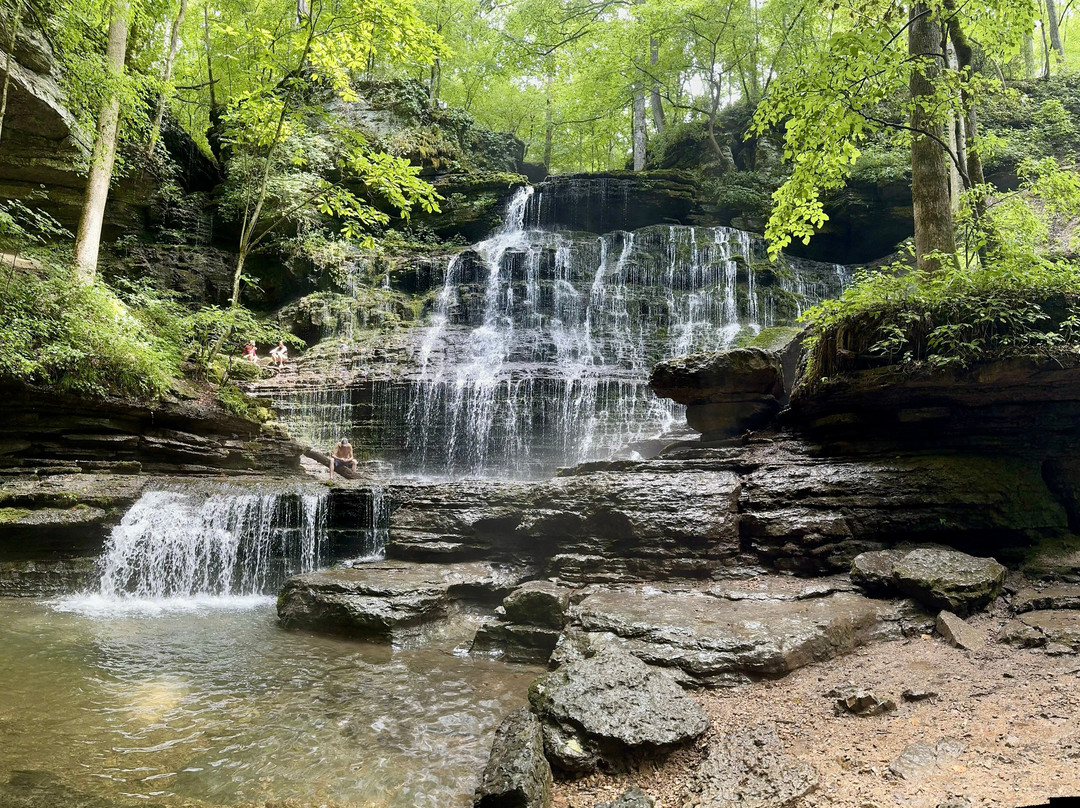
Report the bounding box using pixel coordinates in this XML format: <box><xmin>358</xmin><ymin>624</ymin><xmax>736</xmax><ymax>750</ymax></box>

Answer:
<box><xmin>650</xmin><ymin>349</ymin><xmax>784</xmax><ymax>439</ymax></box>
<box><xmin>473</xmin><ymin>707</ymin><xmax>552</xmax><ymax>808</ymax></box>
<box><xmin>388</xmin><ymin>466</ymin><xmax>742</xmax><ymax>583</ymax></box>
<box><xmin>277</xmin><ymin>562</ymin><xmax>528</xmax><ymax>639</ymax></box>
<box><xmin>686</xmin><ymin>724</ymin><xmax>818</xmax><ymax>808</ymax></box>
<box><xmin>528</xmin><ymin>651</ymin><xmax>708</xmax><ymax>773</ymax></box>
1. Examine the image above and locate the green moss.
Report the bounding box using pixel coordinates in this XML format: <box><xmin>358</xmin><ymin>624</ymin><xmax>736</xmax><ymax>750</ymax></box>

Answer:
<box><xmin>735</xmin><ymin>326</ymin><xmax>803</xmax><ymax>351</ymax></box>
<box><xmin>0</xmin><ymin>508</ymin><xmax>31</xmax><ymax>524</ymax></box>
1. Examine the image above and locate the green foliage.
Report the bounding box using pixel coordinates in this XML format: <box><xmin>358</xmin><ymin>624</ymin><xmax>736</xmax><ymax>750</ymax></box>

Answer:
<box><xmin>0</xmin><ymin>261</ymin><xmax>177</xmax><ymax>399</ymax></box>
<box><xmin>803</xmin><ymin>257</ymin><xmax>1080</xmax><ymax>380</ymax></box>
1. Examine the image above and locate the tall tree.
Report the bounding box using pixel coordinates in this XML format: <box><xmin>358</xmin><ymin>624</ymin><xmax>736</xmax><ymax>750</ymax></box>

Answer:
<box><xmin>908</xmin><ymin>2</ymin><xmax>955</xmax><ymax>271</ymax></box>
<box><xmin>73</xmin><ymin>0</ymin><xmax>130</xmax><ymax>283</ymax></box>
<box><xmin>145</xmin><ymin>0</ymin><xmax>188</xmax><ymax>159</ymax></box>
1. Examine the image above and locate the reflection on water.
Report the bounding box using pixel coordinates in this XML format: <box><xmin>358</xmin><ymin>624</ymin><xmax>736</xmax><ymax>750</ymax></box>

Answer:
<box><xmin>0</xmin><ymin>600</ymin><xmax>538</xmax><ymax>807</ymax></box>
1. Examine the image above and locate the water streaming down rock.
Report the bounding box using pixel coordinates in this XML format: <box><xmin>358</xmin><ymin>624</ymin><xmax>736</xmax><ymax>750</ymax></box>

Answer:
<box><xmin>96</xmin><ymin>487</ymin><xmax>330</xmax><ymax>600</ymax></box>
<box><xmin>260</xmin><ymin>185</ymin><xmax>852</xmax><ymax>479</ymax></box>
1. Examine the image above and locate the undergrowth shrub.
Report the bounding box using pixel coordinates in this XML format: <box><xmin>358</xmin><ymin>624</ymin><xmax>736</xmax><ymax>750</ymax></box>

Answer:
<box><xmin>801</xmin><ymin>256</ymin><xmax>1080</xmax><ymax>386</ymax></box>
<box><xmin>0</xmin><ymin>262</ymin><xmax>178</xmax><ymax>399</ymax></box>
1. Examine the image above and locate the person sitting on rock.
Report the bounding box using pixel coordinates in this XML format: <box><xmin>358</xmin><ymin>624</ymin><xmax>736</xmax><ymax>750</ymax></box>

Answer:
<box><xmin>270</xmin><ymin>340</ymin><xmax>288</xmax><ymax>367</ymax></box>
<box><xmin>243</xmin><ymin>341</ymin><xmax>258</xmax><ymax>363</ymax></box>
<box><xmin>330</xmin><ymin>438</ymin><xmax>357</xmax><ymax>477</ymax></box>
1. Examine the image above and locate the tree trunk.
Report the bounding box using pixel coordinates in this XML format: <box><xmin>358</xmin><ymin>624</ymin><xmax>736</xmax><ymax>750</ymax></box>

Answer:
<box><xmin>1045</xmin><ymin>0</ymin><xmax>1065</xmax><ymax>58</ymax></box>
<box><xmin>543</xmin><ymin>74</ymin><xmax>553</xmax><ymax>169</ymax></box>
<box><xmin>1039</xmin><ymin>9</ymin><xmax>1051</xmax><ymax>76</ymax></box>
<box><xmin>1023</xmin><ymin>33</ymin><xmax>1036</xmax><ymax>78</ymax></box>
<box><xmin>0</xmin><ymin>0</ymin><xmax>22</xmax><ymax>147</ymax></box>
<box><xmin>146</xmin><ymin>0</ymin><xmax>189</xmax><ymax>160</ymax></box>
<box><xmin>944</xmin><ymin>0</ymin><xmax>992</xmax><ymax>260</ymax></box>
<box><xmin>909</xmin><ymin>2</ymin><xmax>956</xmax><ymax>273</ymax></box>
<box><xmin>632</xmin><ymin>90</ymin><xmax>647</xmax><ymax>171</ymax></box>
<box><xmin>428</xmin><ymin>58</ymin><xmax>440</xmax><ymax>104</ymax></box>
<box><xmin>73</xmin><ymin>0</ymin><xmax>130</xmax><ymax>284</ymax></box>
<box><xmin>649</xmin><ymin>37</ymin><xmax>664</xmax><ymax>134</ymax></box>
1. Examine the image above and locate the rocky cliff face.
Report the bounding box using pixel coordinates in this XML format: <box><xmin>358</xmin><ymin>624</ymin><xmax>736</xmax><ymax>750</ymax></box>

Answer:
<box><xmin>0</xmin><ymin>7</ymin><xmax>218</xmax><ymax>238</ymax></box>
<box><xmin>0</xmin><ymin>384</ymin><xmax>303</xmax><ymax>477</ymax></box>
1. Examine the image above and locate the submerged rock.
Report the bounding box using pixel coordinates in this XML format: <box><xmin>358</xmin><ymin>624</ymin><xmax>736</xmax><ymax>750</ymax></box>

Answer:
<box><xmin>474</xmin><ymin>708</ymin><xmax>552</xmax><ymax>808</ymax></box>
<box><xmin>528</xmin><ymin>651</ymin><xmax>708</xmax><ymax>773</ymax></box>
<box><xmin>850</xmin><ymin>547</ymin><xmax>1006</xmax><ymax>617</ymax></box>
<box><xmin>471</xmin><ymin>623</ymin><xmax>562</xmax><ymax>665</ymax></box>
<box><xmin>277</xmin><ymin>561</ymin><xmax>527</xmax><ymax>639</ymax></box>
<box><xmin>686</xmin><ymin>723</ymin><xmax>818</xmax><ymax>808</ymax></box>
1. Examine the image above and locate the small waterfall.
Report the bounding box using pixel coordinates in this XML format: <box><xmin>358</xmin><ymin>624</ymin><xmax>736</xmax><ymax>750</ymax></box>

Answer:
<box><xmin>93</xmin><ymin>488</ymin><xmax>329</xmax><ymax>602</ymax></box>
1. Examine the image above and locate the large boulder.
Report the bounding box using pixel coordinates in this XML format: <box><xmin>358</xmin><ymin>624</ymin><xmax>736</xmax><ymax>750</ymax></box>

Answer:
<box><xmin>850</xmin><ymin>547</ymin><xmax>1007</xmax><ymax>617</ymax></box>
<box><xmin>503</xmin><ymin>580</ymin><xmax>572</xmax><ymax>628</ymax></box>
<box><xmin>473</xmin><ymin>708</ymin><xmax>552</xmax><ymax>808</ymax></box>
<box><xmin>528</xmin><ymin>651</ymin><xmax>708</xmax><ymax>773</ymax></box>
<box><xmin>277</xmin><ymin>561</ymin><xmax>527</xmax><ymax>638</ymax></box>
<box><xmin>686</xmin><ymin>724</ymin><xmax>818</xmax><ymax>808</ymax></box>
<box><xmin>650</xmin><ymin>349</ymin><xmax>784</xmax><ymax>439</ymax></box>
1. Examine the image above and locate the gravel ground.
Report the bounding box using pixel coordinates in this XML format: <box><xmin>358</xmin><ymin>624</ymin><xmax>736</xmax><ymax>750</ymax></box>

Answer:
<box><xmin>552</xmin><ymin>614</ymin><xmax>1080</xmax><ymax>808</ymax></box>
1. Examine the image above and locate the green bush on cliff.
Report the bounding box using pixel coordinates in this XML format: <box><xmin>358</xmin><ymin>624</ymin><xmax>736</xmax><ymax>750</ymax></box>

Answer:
<box><xmin>0</xmin><ymin>262</ymin><xmax>177</xmax><ymax>399</ymax></box>
<box><xmin>802</xmin><ymin>256</ymin><xmax>1080</xmax><ymax>380</ymax></box>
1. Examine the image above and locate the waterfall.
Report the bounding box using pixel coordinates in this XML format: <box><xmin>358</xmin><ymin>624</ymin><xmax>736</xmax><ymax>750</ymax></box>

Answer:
<box><xmin>88</xmin><ymin>487</ymin><xmax>329</xmax><ymax>604</ymax></box>
<box><xmin>259</xmin><ymin>185</ymin><xmax>853</xmax><ymax>480</ymax></box>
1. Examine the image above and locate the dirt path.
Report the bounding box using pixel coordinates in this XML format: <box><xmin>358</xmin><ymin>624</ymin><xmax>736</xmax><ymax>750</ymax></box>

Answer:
<box><xmin>553</xmin><ymin>616</ymin><xmax>1080</xmax><ymax>808</ymax></box>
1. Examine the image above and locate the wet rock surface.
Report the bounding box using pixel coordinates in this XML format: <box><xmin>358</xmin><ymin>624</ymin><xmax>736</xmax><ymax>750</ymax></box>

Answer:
<box><xmin>686</xmin><ymin>723</ymin><xmax>818</xmax><ymax>808</ymax></box>
<box><xmin>850</xmin><ymin>547</ymin><xmax>1007</xmax><ymax>616</ymax></box>
<box><xmin>474</xmin><ymin>707</ymin><xmax>552</xmax><ymax>808</ymax></box>
<box><xmin>503</xmin><ymin>581</ymin><xmax>572</xmax><ymax>628</ymax></box>
<box><xmin>277</xmin><ymin>561</ymin><xmax>528</xmax><ymax>638</ymax></box>
<box><xmin>528</xmin><ymin>651</ymin><xmax>708</xmax><ymax>773</ymax></box>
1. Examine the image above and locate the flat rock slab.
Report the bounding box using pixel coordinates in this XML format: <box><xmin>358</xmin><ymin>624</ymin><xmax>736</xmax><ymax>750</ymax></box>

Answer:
<box><xmin>529</xmin><ymin>650</ymin><xmax>708</xmax><ymax>773</ymax></box>
<box><xmin>1018</xmin><ymin>610</ymin><xmax>1080</xmax><ymax>650</ymax></box>
<box><xmin>889</xmin><ymin>739</ymin><xmax>966</xmax><ymax>781</ymax></box>
<box><xmin>1014</xmin><ymin>583</ymin><xmax>1080</xmax><ymax>613</ymax></box>
<box><xmin>936</xmin><ymin>611</ymin><xmax>985</xmax><ymax>651</ymax></box>
<box><xmin>572</xmin><ymin>584</ymin><xmax>885</xmax><ymax>684</ymax></box>
<box><xmin>277</xmin><ymin>561</ymin><xmax>527</xmax><ymax>639</ymax></box>
<box><xmin>686</xmin><ymin>723</ymin><xmax>818</xmax><ymax>808</ymax></box>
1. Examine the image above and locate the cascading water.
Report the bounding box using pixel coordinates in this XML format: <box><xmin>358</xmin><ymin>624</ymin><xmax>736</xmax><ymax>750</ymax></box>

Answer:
<box><xmin>256</xmin><ymin>185</ymin><xmax>852</xmax><ymax>479</ymax></box>
<box><xmin>65</xmin><ymin>487</ymin><xmax>330</xmax><ymax>611</ymax></box>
